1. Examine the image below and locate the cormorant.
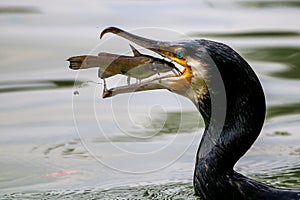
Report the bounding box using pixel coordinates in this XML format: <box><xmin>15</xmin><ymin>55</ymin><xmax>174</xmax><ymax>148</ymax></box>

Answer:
<box><xmin>70</xmin><ymin>27</ymin><xmax>300</xmax><ymax>200</ymax></box>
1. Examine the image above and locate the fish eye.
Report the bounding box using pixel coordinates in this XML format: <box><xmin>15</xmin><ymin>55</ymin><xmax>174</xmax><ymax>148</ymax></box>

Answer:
<box><xmin>175</xmin><ymin>48</ymin><xmax>184</xmax><ymax>59</ymax></box>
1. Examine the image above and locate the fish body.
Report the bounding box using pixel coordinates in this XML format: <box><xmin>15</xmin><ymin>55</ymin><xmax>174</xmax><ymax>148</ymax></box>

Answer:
<box><xmin>68</xmin><ymin>45</ymin><xmax>178</xmax><ymax>80</ymax></box>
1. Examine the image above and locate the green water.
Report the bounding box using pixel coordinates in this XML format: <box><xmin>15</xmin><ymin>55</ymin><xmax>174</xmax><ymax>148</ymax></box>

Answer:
<box><xmin>1</xmin><ymin>0</ymin><xmax>300</xmax><ymax>199</ymax></box>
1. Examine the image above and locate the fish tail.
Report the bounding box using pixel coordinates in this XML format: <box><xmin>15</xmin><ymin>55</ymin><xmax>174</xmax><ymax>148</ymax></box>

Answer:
<box><xmin>67</xmin><ymin>55</ymin><xmax>99</xmax><ymax>70</ymax></box>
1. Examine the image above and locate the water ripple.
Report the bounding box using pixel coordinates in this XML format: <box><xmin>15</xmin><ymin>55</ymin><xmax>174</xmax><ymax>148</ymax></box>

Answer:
<box><xmin>1</xmin><ymin>182</ymin><xmax>197</xmax><ymax>200</ymax></box>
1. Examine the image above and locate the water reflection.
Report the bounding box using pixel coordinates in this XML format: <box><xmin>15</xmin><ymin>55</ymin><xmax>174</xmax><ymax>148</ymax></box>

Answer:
<box><xmin>0</xmin><ymin>6</ymin><xmax>40</xmax><ymax>14</ymax></box>
<box><xmin>41</xmin><ymin>139</ymin><xmax>89</xmax><ymax>158</ymax></box>
<box><xmin>243</xmin><ymin>47</ymin><xmax>300</xmax><ymax>79</ymax></box>
<box><xmin>267</xmin><ymin>103</ymin><xmax>300</xmax><ymax>119</ymax></box>
<box><xmin>239</xmin><ymin>1</ymin><xmax>300</xmax><ymax>8</ymax></box>
<box><xmin>190</xmin><ymin>30</ymin><xmax>300</xmax><ymax>38</ymax></box>
<box><xmin>0</xmin><ymin>80</ymin><xmax>81</xmax><ymax>93</ymax></box>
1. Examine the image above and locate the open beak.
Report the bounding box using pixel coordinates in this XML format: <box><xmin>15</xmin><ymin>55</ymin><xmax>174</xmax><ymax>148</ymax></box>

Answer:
<box><xmin>100</xmin><ymin>27</ymin><xmax>192</xmax><ymax>99</ymax></box>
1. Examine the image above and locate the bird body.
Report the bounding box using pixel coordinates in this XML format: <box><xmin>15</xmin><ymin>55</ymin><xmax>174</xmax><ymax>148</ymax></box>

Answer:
<box><xmin>193</xmin><ymin>39</ymin><xmax>300</xmax><ymax>200</ymax></box>
<box><xmin>68</xmin><ymin>27</ymin><xmax>300</xmax><ymax>200</ymax></box>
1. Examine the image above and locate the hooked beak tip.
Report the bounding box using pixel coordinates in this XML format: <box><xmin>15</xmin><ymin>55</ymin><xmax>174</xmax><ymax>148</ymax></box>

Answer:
<box><xmin>100</xmin><ymin>26</ymin><xmax>124</xmax><ymax>39</ymax></box>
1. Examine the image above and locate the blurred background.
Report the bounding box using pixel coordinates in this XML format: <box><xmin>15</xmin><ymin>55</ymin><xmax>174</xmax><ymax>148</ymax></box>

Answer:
<box><xmin>1</xmin><ymin>0</ymin><xmax>300</xmax><ymax>199</ymax></box>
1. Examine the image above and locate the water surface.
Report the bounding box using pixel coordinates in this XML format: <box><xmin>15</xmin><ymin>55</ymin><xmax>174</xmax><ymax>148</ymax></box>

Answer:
<box><xmin>1</xmin><ymin>0</ymin><xmax>300</xmax><ymax>199</ymax></box>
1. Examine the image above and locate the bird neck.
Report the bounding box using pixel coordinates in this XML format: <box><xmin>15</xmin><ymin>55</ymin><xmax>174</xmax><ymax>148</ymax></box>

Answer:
<box><xmin>198</xmin><ymin>89</ymin><xmax>265</xmax><ymax>171</ymax></box>
<box><xmin>195</xmin><ymin>41</ymin><xmax>266</xmax><ymax>171</ymax></box>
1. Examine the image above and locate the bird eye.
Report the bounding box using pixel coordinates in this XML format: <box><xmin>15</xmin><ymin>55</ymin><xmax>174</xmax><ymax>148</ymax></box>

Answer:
<box><xmin>175</xmin><ymin>48</ymin><xmax>184</xmax><ymax>59</ymax></box>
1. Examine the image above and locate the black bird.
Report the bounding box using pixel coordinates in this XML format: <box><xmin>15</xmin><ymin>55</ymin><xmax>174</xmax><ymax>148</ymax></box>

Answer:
<box><xmin>72</xmin><ymin>27</ymin><xmax>300</xmax><ymax>200</ymax></box>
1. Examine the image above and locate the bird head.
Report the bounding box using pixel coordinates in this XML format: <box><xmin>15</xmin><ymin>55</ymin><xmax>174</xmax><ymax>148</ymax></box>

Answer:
<box><xmin>101</xmin><ymin>27</ymin><xmax>212</xmax><ymax>105</ymax></box>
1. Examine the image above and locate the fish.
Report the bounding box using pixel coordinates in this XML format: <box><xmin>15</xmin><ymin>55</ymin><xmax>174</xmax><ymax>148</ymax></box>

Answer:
<box><xmin>67</xmin><ymin>45</ymin><xmax>180</xmax><ymax>84</ymax></box>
